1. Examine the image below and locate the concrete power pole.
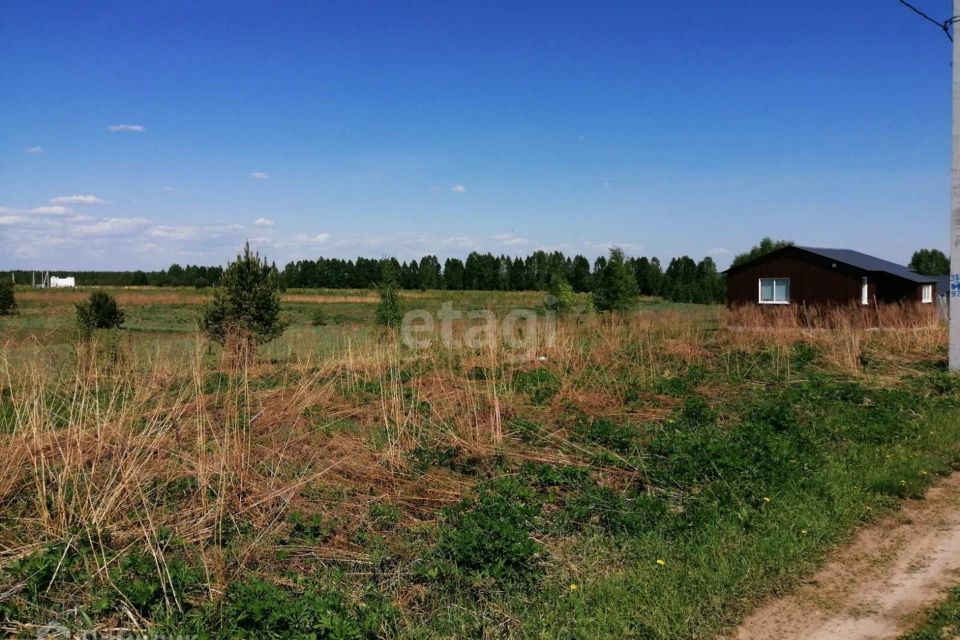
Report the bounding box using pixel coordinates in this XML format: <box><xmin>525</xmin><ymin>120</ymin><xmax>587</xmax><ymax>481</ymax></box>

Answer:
<box><xmin>953</xmin><ymin>0</ymin><xmax>960</xmax><ymax>370</ymax></box>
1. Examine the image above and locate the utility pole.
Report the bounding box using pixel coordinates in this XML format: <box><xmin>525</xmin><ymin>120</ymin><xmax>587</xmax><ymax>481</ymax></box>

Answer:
<box><xmin>953</xmin><ymin>0</ymin><xmax>960</xmax><ymax>370</ymax></box>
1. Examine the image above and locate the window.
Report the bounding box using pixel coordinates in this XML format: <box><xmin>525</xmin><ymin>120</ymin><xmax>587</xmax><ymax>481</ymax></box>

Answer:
<box><xmin>922</xmin><ymin>284</ymin><xmax>933</xmax><ymax>304</ymax></box>
<box><xmin>759</xmin><ymin>278</ymin><xmax>790</xmax><ymax>304</ymax></box>
<box><xmin>861</xmin><ymin>276</ymin><xmax>869</xmax><ymax>306</ymax></box>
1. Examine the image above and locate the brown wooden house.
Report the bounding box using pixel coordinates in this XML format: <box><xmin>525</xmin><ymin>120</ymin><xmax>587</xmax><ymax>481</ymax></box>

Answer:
<box><xmin>725</xmin><ymin>246</ymin><xmax>937</xmax><ymax>307</ymax></box>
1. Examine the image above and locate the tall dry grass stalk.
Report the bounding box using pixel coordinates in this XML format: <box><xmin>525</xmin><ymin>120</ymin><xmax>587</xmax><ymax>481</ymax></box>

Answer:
<box><xmin>0</xmin><ymin>303</ymin><xmax>946</xmax><ymax>625</ymax></box>
<box><xmin>722</xmin><ymin>302</ymin><xmax>944</xmax><ymax>374</ymax></box>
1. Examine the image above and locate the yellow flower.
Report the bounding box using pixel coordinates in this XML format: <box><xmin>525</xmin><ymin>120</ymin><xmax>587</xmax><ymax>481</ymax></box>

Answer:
<box><xmin>801</xmin><ymin>529</ymin><xmax>808</xmax><ymax>535</ymax></box>
<box><xmin>568</xmin><ymin>583</ymin><xmax>578</xmax><ymax>591</ymax></box>
<box><xmin>920</xmin><ymin>470</ymin><xmax>929</xmax><ymax>476</ymax></box>
<box><xmin>762</xmin><ymin>496</ymin><xmax>771</xmax><ymax>503</ymax></box>
<box><xmin>656</xmin><ymin>559</ymin><xmax>666</xmax><ymax>566</ymax></box>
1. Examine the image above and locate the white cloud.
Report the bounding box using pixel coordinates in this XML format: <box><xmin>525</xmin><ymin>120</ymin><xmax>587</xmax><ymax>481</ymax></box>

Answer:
<box><xmin>250</xmin><ymin>171</ymin><xmax>269</xmax><ymax>180</ymax></box>
<box><xmin>147</xmin><ymin>226</ymin><xmax>204</xmax><ymax>241</ymax></box>
<box><xmin>0</xmin><ymin>215</ymin><xmax>27</xmax><ymax>225</ymax></box>
<box><xmin>30</xmin><ymin>206</ymin><xmax>73</xmax><ymax>215</ymax></box>
<box><xmin>107</xmin><ymin>124</ymin><xmax>145</xmax><ymax>133</ymax></box>
<box><xmin>442</xmin><ymin>236</ymin><xmax>476</xmax><ymax>248</ymax></box>
<box><xmin>50</xmin><ymin>194</ymin><xmax>106</xmax><ymax>205</ymax></box>
<box><xmin>707</xmin><ymin>247</ymin><xmax>731</xmax><ymax>257</ymax></box>
<box><xmin>162</xmin><ymin>186</ymin><xmax>175</xmax><ymax>192</ymax></box>
<box><xmin>254</xmin><ymin>217</ymin><xmax>275</xmax><ymax>226</ymax></box>
<box><xmin>25</xmin><ymin>146</ymin><xmax>42</xmax><ymax>154</ymax></box>
<box><xmin>451</xmin><ymin>185</ymin><xmax>467</xmax><ymax>193</ymax></box>
<box><xmin>73</xmin><ymin>217</ymin><xmax>150</xmax><ymax>236</ymax></box>
<box><xmin>292</xmin><ymin>233</ymin><xmax>330</xmax><ymax>245</ymax></box>
<box><xmin>493</xmin><ymin>233</ymin><xmax>528</xmax><ymax>246</ymax></box>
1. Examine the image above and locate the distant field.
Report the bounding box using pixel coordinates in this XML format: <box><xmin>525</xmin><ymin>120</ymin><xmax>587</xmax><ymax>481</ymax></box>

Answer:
<box><xmin>0</xmin><ymin>289</ymin><xmax>957</xmax><ymax>639</ymax></box>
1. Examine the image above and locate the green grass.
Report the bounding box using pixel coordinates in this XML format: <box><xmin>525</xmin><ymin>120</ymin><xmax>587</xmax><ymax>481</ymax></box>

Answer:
<box><xmin>901</xmin><ymin>587</ymin><xmax>960</xmax><ymax>639</ymax></box>
<box><xmin>407</xmin><ymin>374</ymin><xmax>960</xmax><ymax>638</ymax></box>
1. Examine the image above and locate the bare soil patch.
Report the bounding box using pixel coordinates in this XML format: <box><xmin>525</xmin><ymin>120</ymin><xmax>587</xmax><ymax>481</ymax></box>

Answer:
<box><xmin>735</xmin><ymin>472</ymin><xmax>960</xmax><ymax>640</ymax></box>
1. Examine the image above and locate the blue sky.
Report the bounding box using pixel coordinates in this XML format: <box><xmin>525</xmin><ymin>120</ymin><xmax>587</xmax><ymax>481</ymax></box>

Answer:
<box><xmin>0</xmin><ymin>1</ymin><xmax>953</xmax><ymax>270</ymax></box>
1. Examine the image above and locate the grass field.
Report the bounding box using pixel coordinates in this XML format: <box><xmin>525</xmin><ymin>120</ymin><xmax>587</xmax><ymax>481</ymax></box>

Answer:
<box><xmin>1</xmin><ymin>287</ymin><xmax>958</xmax><ymax>638</ymax></box>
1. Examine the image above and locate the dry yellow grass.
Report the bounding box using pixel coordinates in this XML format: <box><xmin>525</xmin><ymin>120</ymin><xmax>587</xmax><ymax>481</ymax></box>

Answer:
<box><xmin>0</xmin><ymin>304</ymin><xmax>947</xmax><ymax>630</ymax></box>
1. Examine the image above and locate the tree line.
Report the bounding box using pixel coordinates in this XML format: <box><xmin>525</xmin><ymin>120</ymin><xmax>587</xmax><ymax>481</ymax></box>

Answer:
<box><xmin>8</xmin><ymin>264</ymin><xmax>224</xmax><ymax>288</ymax></box>
<box><xmin>280</xmin><ymin>250</ymin><xmax>726</xmax><ymax>303</ymax></box>
<box><xmin>8</xmin><ymin>250</ymin><xmax>727</xmax><ymax>304</ymax></box>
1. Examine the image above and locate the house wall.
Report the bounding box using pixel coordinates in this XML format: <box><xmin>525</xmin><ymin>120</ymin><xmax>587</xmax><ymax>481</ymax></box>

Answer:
<box><xmin>726</xmin><ymin>251</ymin><xmax>862</xmax><ymax>306</ymax></box>
<box><xmin>872</xmin><ymin>274</ymin><xmax>927</xmax><ymax>304</ymax></box>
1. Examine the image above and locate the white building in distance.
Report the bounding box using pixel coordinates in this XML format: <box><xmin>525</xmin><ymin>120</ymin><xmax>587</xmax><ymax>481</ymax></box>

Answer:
<box><xmin>50</xmin><ymin>276</ymin><xmax>76</xmax><ymax>288</ymax></box>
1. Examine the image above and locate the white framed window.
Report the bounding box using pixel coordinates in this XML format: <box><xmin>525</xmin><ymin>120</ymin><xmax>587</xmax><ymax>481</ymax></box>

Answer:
<box><xmin>758</xmin><ymin>278</ymin><xmax>790</xmax><ymax>304</ymax></box>
<box><xmin>861</xmin><ymin>276</ymin><xmax>869</xmax><ymax>306</ymax></box>
<box><xmin>922</xmin><ymin>284</ymin><xmax>933</xmax><ymax>304</ymax></box>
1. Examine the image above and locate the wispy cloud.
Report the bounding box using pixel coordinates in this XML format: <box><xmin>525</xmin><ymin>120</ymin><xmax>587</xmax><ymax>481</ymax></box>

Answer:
<box><xmin>451</xmin><ymin>185</ymin><xmax>467</xmax><ymax>193</ymax></box>
<box><xmin>250</xmin><ymin>171</ymin><xmax>269</xmax><ymax>180</ymax></box>
<box><xmin>50</xmin><ymin>194</ymin><xmax>106</xmax><ymax>205</ymax></box>
<box><xmin>73</xmin><ymin>217</ymin><xmax>150</xmax><ymax>236</ymax></box>
<box><xmin>162</xmin><ymin>186</ymin><xmax>175</xmax><ymax>192</ymax></box>
<box><xmin>24</xmin><ymin>146</ymin><xmax>42</xmax><ymax>154</ymax></box>
<box><xmin>254</xmin><ymin>217</ymin><xmax>275</xmax><ymax>226</ymax></box>
<box><xmin>493</xmin><ymin>233</ymin><xmax>528</xmax><ymax>246</ymax></box>
<box><xmin>292</xmin><ymin>233</ymin><xmax>330</xmax><ymax>245</ymax></box>
<box><xmin>107</xmin><ymin>124</ymin><xmax>145</xmax><ymax>133</ymax></box>
<box><xmin>442</xmin><ymin>236</ymin><xmax>476</xmax><ymax>248</ymax></box>
<box><xmin>30</xmin><ymin>206</ymin><xmax>73</xmax><ymax>215</ymax></box>
<box><xmin>0</xmin><ymin>215</ymin><xmax>27</xmax><ymax>225</ymax></box>
<box><xmin>707</xmin><ymin>247</ymin><xmax>731</xmax><ymax>257</ymax></box>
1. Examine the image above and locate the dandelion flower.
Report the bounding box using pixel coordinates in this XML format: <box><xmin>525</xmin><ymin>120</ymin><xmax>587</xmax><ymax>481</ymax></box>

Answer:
<box><xmin>569</xmin><ymin>583</ymin><xmax>578</xmax><ymax>591</ymax></box>
<box><xmin>801</xmin><ymin>529</ymin><xmax>808</xmax><ymax>535</ymax></box>
<box><xmin>762</xmin><ymin>496</ymin><xmax>771</xmax><ymax>503</ymax></box>
<box><xmin>656</xmin><ymin>559</ymin><xmax>666</xmax><ymax>566</ymax></box>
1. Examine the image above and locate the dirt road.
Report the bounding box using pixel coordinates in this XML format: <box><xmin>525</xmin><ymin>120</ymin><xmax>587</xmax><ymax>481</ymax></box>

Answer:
<box><xmin>735</xmin><ymin>473</ymin><xmax>960</xmax><ymax>640</ymax></box>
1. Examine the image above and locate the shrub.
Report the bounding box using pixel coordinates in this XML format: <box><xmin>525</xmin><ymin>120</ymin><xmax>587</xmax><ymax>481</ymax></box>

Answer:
<box><xmin>0</xmin><ymin>277</ymin><xmax>15</xmax><ymax>316</ymax></box>
<box><xmin>547</xmin><ymin>274</ymin><xmax>578</xmax><ymax>314</ymax></box>
<box><xmin>200</xmin><ymin>242</ymin><xmax>285</xmax><ymax>346</ymax></box>
<box><xmin>592</xmin><ymin>247</ymin><xmax>639</xmax><ymax>312</ymax></box>
<box><xmin>76</xmin><ymin>290</ymin><xmax>124</xmax><ymax>333</ymax></box>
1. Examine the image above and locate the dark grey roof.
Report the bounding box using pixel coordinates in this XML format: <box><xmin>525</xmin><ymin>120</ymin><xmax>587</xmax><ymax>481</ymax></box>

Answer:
<box><xmin>796</xmin><ymin>246</ymin><xmax>936</xmax><ymax>284</ymax></box>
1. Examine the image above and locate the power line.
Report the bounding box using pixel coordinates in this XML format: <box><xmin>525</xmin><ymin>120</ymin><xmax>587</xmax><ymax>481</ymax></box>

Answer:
<box><xmin>898</xmin><ymin>0</ymin><xmax>958</xmax><ymax>41</ymax></box>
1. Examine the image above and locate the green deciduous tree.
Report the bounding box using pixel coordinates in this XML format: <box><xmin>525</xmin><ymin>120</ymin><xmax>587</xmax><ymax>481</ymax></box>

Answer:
<box><xmin>730</xmin><ymin>238</ymin><xmax>793</xmax><ymax>269</ymax></box>
<box><xmin>909</xmin><ymin>248</ymin><xmax>950</xmax><ymax>276</ymax></box>
<box><xmin>200</xmin><ymin>242</ymin><xmax>285</xmax><ymax>346</ymax></box>
<box><xmin>547</xmin><ymin>274</ymin><xmax>578</xmax><ymax>314</ymax></box>
<box><xmin>592</xmin><ymin>248</ymin><xmax>639</xmax><ymax>312</ymax></box>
